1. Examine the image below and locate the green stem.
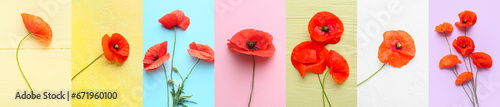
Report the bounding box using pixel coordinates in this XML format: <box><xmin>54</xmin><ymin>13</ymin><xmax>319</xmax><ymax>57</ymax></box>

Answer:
<box><xmin>358</xmin><ymin>63</ymin><xmax>386</xmax><ymax>86</ymax></box>
<box><xmin>163</xmin><ymin>64</ymin><xmax>169</xmax><ymax>107</ymax></box>
<box><xmin>470</xmin><ymin>56</ymin><xmax>479</xmax><ymax>106</ymax></box>
<box><xmin>170</xmin><ymin>27</ymin><xmax>177</xmax><ymax>85</ymax></box>
<box><xmin>248</xmin><ymin>55</ymin><xmax>255</xmax><ymax>107</ymax></box>
<box><xmin>462</xmin><ymin>56</ymin><xmax>470</xmax><ymax>72</ymax></box>
<box><xmin>465</xmin><ymin>27</ymin><xmax>467</xmax><ymax>36</ymax></box>
<box><xmin>183</xmin><ymin>59</ymin><xmax>200</xmax><ymax>82</ymax></box>
<box><xmin>71</xmin><ymin>53</ymin><xmax>104</xmax><ymax>80</ymax></box>
<box><xmin>317</xmin><ymin>74</ymin><xmax>332</xmax><ymax>107</ymax></box>
<box><xmin>16</xmin><ymin>32</ymin><xmax>33</xmax><ymax>94</ymax></box>
<box><xmin>169</xmin><ymin>27</ymin><xmax>177</xmax><ymax>107</ymax></box>
<box><xmin>444</xmin><ymin>33</ymin><xmax>452</xmax><ymax>54</ymax></box>
<box><xmin>453</xmin><ymin>67</ymin><xmax>475</xmax><ymax>106</ymax></box>
<box><xmin>321</xmin><ymin>68</ymin><xmax>332</xmax><ymax>107</ymax></box>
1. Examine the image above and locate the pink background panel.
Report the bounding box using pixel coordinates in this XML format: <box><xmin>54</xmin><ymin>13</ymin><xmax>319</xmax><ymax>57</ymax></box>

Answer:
<box><xmin>214</xmin><ymin>0</ymin><xmax>286</xmax><ymax>107</ymax></box>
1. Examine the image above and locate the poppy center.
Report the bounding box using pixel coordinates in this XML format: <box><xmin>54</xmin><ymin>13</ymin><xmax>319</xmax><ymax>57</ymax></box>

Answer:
<box><xmin>113</xmin><ymin>44</ymin><xmax>119</xmax><ymax>50</ymax></box>
<box><xmin>395</xmin><ymin>43</ymin><xmax>402</xmax><ymax>49</ymax></box>
<box><xmin>462</xmin><ymin>20</ymin><xmax>467</xmax><ymax>24</ymax></box>
<box><xmin>153</xmin><ymin>55</ymin><xmax>159</xmax><ymax>61</ymax></box>
<box><xmin>462</xmin><ymin>45</ymin><xmax>466</xmax><ymax>48</ymax></box>
<box><xmin>246</xmin><ymin>40</ymin><xmax>259</xmax><ymax>51</ymax></box>
<box><xmin>321</xmin><ymin>25</ymin><xmax>330</xmax><ymax>32</ymax></box>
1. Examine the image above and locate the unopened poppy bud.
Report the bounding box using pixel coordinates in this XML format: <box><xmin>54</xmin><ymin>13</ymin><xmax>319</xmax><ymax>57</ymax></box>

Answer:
<box><xmin>172</xmin><ymin>67</ymin><xmax>178</xmax><ymax>73</ymax></box>
<box><xmin>167</xmin><ymin>80</ymin><xmax>174</xmax><ymax>85</ymax></box>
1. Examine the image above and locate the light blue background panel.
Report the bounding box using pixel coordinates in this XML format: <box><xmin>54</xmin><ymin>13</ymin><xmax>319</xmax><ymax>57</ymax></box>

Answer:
<box><xmin>143</xmin><ymin>0</ymin><xmax>214</xmax><ymax>106</ymax></box>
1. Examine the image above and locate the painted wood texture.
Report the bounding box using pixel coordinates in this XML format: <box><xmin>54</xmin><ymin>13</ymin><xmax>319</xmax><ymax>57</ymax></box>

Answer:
<box><xmin>71</xmin><ymin>0</ymin><xmax>143</xmax><ymax>106</ymax></box>
<box><xmin>0</xmin><ymin>0</ymin><xmax>71</xmax><ymax>106</ymax></box>
<box><xmin>286</xmin><ymin>0</ymin><xmax>357</xmax><ymax>106</ymax></box>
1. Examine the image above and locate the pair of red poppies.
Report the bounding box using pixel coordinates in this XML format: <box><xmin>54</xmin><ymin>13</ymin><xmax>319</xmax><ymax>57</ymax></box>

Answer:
<box><xmin>143</xmin><ymin>10</ymin><xmax>214</xmax><ymax>71</ymax></box>
<box><xmin>290</xmin><ymin>11</ymin><xmax>349</xmax><ymax>84</ymax></box>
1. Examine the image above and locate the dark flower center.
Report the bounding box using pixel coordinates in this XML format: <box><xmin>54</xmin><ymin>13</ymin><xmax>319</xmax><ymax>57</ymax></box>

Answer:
<box><xmin>153</xmin><ymin>55</ymin><xmax>159</xmax><ymax>61</ymax></box>
<box><xmin>246</xmin><ymin>40</ymin><xmax>259</xmax><ymax>51</ymax></box>
<box><xmin>462</xmin><ymin>45</ymin><xmax>466</xmax><ymax>48</ymax></box>
<box><xmin>113</xmin><ymin>44</ymin><xmax>119</xmax><ymax>50</ymax></box>
<box><xmin>462</xmin><ymin>20</ymin><xmax>467</xmax><ymax>24</ymax></box>
<box><xmin>321</xmin><ymin>25</ymin><xmax>330</xmax><ymax>32</ymax></box>
<box><xmin>395</xmin><ymin>42</ymin><xmax>402</xmax><ymax>49</ymax></box>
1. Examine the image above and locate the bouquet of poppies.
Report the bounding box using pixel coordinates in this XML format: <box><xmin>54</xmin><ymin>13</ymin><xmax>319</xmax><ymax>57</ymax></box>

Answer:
<box><xmin>144</xmin><ymin>10</ymin><xmax>215</xmax><ymax>107</ymax></box>
<box><xmin>290</xmin><ymin>11</ymin><xmax>350</xmax><ymax>107</ymax></box>
<box><xmin>435</xmin><ymin>10</ymin><xmax>492</xmax><ymax>107</ymax></box>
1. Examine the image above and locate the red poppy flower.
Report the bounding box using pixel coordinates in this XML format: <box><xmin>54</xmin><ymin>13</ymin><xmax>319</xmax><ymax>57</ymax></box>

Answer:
<box><xmin>326</xmin><ymin>50</ymin><xmax>349</xmax><ymax>84</ymax></box>
<box><xmin>21</xmin><ymin>13</ymin><xmax>52</xmax><ymax>45</ymax></box>
<box><xmin>378</xmin><ymin>30</ymin><xmax>416</xmax><ymax>68</ymax></box>
<box><xmin>470</xmin><ymin>52</ymin><xmax>492</xmax><ymax>69</ymax></box>
<box><xmin>455</xmin><ymin>72</ymin><xmax>473</xmax><ymax>85</ymax></box>
<box><xmin>188</xmin><ymin>42</ymin><xmax>214</xmax><ymax>62</ymax></box>
<box><xmin>227</xmin><ymin>29</ymin><xmax>275</xmax><ymax>57</ymax></box>
<box><xmin>291</xmin><ymin>41</ymin><xmax>328</xmax><ymax>78</ymax></box>
<box><xmin>455</xmin><ymin>10</ymin><xmax>477</xmax><ymax>27</ymax></box>
<box><xmin>452</xmin><ymin>36</ymin><xmax>475</xmax><ymax>55</ymax></box>
<box><xmin>435</xmin><ymin>22</ymin><xmax>453</xmax><ymax>33</ymax></box>
<box><xmin>159</xmin><ymin>10</ymin><xmax>190</xmax><ymax>30</ymax></box>
<box><xmin>439</xmin><ymin>54</ymin><xmax>462</xmax><ymax>68</ymax></box>
<box><xmin>308</xmin><ymin>11</ymin><xmax>344</xmax><ymax>45</ymax></box>
<box><xmin>144</xmin><ymin>41</ymin><xmax>170</xmax><ymax>70</ymax></box>
<box><xmin>102</xmin><ymin>33</ymin><xmax>130</xmax><ymax>63</ymax></box>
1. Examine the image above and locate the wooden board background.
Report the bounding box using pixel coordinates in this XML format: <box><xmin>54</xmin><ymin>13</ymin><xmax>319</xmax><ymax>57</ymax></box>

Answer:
<box><xmin>0</xmin><ymin>0</ymin><xmax>71</xmax><ymax>106</ymax></box>
<box><xmin>286</xmin><ymin>0</ymin><xmax>357</xmax><ymax>106</ymax></box>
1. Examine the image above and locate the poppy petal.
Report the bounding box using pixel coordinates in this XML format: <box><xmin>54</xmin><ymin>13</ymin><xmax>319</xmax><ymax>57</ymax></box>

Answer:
<box><xmin>378</xmin><ymin>30</ymin><xmax>416</xmax><ymax>68</ymax></box>
<box><xmin>435</xmin><ymin>22</ymin><xmax>453</xmax><ymax>33</ymax></box>
<box><xmin>158</xmin><ymin>10</ymin><xmax>190</xmax><ymax>30</ymax></box>
<box><xmin>187</xmin><ymin>42</ymin><xmax>215</xmax><ymax>62</ymax></box>
<box><xmin>308</xmin><ymin>11</ymin><xmax>344</xmax><ymax>45</ymax></box>
<box><xmin>101</xmin><ymin>33</ymin><xmax>130</xmax><ymax>63</ymax></box>
<box><xmin>227</xmin><ymin>29</ymin><xmax>275</xmax><ymax>57</ymax></box>
<box><xmin>455</xmin><ymin>72</ymin><xmax>473</xmax><ymax>85</ymax></box>
<box><xmin>291</xmin><ymin>41</ymin><xmax>328</xmax><ymax>78</ymax></box>
<box><xmin>144</xmin><ymin>41</ymin><xmax>170</xmax><ymax>70</ymax></box>
<box><xmin>439</xmin><ymin>54</ymin><xmax>462</xmax><ymax>68</ymax></box>
<box><xmin>21</xmin><ymin>13</ymin><xmax>53</xmax><ymax>45</ymax></box>
<box><xmin>452</xmin><ymin>36</ymin><xmax>475</xmax><ymax>55</ymax></box>
<box><xmin>470</xmin><ymin>52</ymin><xmax>493</xmax><ymax>69</ymax></box>
<box><xmin>326</xmin><ymin>50</ymin><xmax>349</xmax><ymax>84</ymax></box>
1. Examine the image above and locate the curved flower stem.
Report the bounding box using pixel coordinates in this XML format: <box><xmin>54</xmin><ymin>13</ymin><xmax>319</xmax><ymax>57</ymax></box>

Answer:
<box><xmin>16</xmin><ymin>32</ymin><xmax>33</xmax><ymax>94</ymax></box>
<box><xmin>168</xmin><ymin>27</ymin><xmax>177</xmax><ymax>107</ymax></box>
<box><xmin>163</xmin><ymin>64</ymin><xmax>169</xmax><ymax>107</ymax></box>
<box><xmin>469</xmin><ymin>56</ymin><xmax>479</xmax><ymax>106</ymax></box>
<box><xmin>465</xmin><ymin>27</ymin><xmax>467</xmax><ymax>36</ymax></box>
<box><xmin>462</xmin><ymin>56</ymin><xmax>470</xmax><ymax>72</ymax></box>
<box><xmin>71</xmin><ymin>53</ymin><xmax>104</xmax><ymax>80</ymax></box>
<box><xmin>453</xmin><ymin>66</ymin><xmax>475</xmax><ymax>106</ymax></box>
<box><xmin>248</xmin><ymin>55</ymin><xmax>256</xmax><ymax>107</ymax></box>
<box><xmin>183</xmin><ymin>59</ymin><xmax>200</xmax><ymax>82</ymax></box>
<box><xmin>444</xmin><ymin>33</ymin><xmax>452</xmax><ymax>54</ymax></box>
<box><xmin>317</xmin><ymin>74</ymin><xmax>332</xmax><ymax>107</ymax></box>
<box><xmin>321</xmin><ymin>68</ymin><xmax>332</xmax><ymax>107</ymax></box>
<box><xmin>357</xmin><ymin>63</ymin><xmax>386</xmax><ymax>86</ymax></box>
<box><xmin>171</xmin><ymin>27</ymin><xmax>177</xmax><ymax>83</ymax></box>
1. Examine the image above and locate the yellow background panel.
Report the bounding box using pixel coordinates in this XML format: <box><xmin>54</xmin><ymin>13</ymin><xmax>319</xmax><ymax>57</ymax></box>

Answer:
<box><xmin>0</xmin><ymin>0</ymin><xmax>71</xmax><ymax>106</ymax></box>
<box><xmin>71</xmin><ymin>0</ymin><xmax>142</xmax><ymax>106</ymax></box>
